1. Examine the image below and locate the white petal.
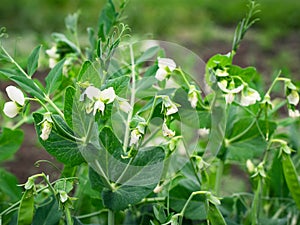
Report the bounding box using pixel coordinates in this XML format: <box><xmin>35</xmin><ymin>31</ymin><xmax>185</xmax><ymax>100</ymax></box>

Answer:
<box><xmin>155</xmin><ymin>68</ymin><xmax>168</xmax><ymax>81</ymax></box>
<box><xmin>289</xmin><ymin>109</ymin><xmax>300</xmax><ymax>118</ymax></box>
<box><xmin>3</xmin><ymin>101</ymin><xmax>19</xmax><ymax>118</ymax></box>
<box><xmin>224</xmin><ymin>93</ymin><xmax>234</xmax><ymax>104</ymax></box>
<box><xmin>188</xmin><ymin>92</ymin><xmax>198</xmax><ymax>108</ymax></box>
<box><xmin>40</xmin><ymin>121</ymin><xmax>52</xmax><ymax>141</ymax></box>
<box><xmin>166</xmin><ymin>104</ymin><xmax>178</xmax><ymax>116</ymax></box>
<box><xmin>287</xmin><ymin>90</ymin><xmax>299</xmax><ymax>106</ymax></box>
<box><xmin>100</xmin><ymin>87</ymin><xmax>116</xmax><ymax>103</ymax></box>
<box><xmin>162</xmin><ymin>122</ymin><xmax>175</xmax><ymax>137</ymax></box>
<box><xmin>158</xmin><ymin>58</ymin><xmax>176</xmax><ymax>71</ymax></box>
<box><xmin>217</xmin><ymin>80</ymin><xmax>228</xmax><ymax>92</ymax></box>
<box><xmin>215</xmin><ymin>69</ymin><xmax>229</xmax><ymax>77</ymax></box>
<box><xmin>85</xmin><ymin>86</ymin><xmax>101</xmax><ymax>100</ymax></box>
<box><xmin>230</xmin><ymin>84</ymin><xmax>244</xmax><ymax>94</ymax></box>
<box><xmin>129</xmin><ymin>129</ymin><xmax>141</xmax><ymax>146</ymax></box>
<box><xmin>49</xmin><ymin>58</ymin><xmax>57</xmax><ymax>69</ymax></box>
<box><xmin>93</xmin><ymin>100</ymin><xmax>105</xmax><ymax>115</ymax></box>
<box><xmin>240</xmin><ymin>88</ymin><xmax>261</xmax><ymax>106</ymax></box>
<box><xmin>6</xmin><ymin>86</ymin><xmax>25</xmax><ymax>105</ymax></box>
<box><xmin>119</xmin><ymin>101</ymin><xmax>132</xmax><ymax>113</ymax></box>
<box><xmin>46</xmin><ymin>46</ymin><xmax>59</xmax><ymax>58</ymax></box>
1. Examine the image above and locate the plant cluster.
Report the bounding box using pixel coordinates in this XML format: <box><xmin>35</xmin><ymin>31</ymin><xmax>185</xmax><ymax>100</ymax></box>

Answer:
<box><xmin>0</xmin><ymin>1</ymin><xmax>300</xmax><ymax>224</ymax></box>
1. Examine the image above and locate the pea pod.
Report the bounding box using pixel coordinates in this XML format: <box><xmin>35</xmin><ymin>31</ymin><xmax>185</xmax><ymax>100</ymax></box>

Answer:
<box><xmin>17</xmin><ymin>189</ymin><xmax>34</xmax><ymax>225</ymax></box>
<box><xmin>282</xmin><ymin>153</ymin><xmax>300</xmax><ymax>210</ymax></box>
<box><xmin>207</xmin><ymin>202</ymin><xmax>227</xmax><ymax>225</ymax></box>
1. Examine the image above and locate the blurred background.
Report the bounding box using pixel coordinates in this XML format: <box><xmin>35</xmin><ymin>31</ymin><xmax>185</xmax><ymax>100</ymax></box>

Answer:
<box><xmin>0</xmin><ymin>0</ymin><xmax>300</xmax><ymax>182</ymax></box>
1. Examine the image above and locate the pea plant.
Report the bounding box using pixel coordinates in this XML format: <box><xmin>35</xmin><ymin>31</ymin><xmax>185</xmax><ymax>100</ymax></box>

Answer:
<box><xmin>1</xmin><ymin>0</ymin><xmax>300</xmax><ymax>224</ymax></box>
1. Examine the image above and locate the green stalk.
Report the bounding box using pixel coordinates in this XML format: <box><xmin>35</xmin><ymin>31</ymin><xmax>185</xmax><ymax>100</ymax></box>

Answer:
<box><xmin>122</xmin><ymin>44</ymin><xmax>136</xmax><ymax>153</ymax></box>
<box><xmin>108</xmin><ymin>209</ymin><xmax>115</xmax><ymax>225</ymax></box>
<box><xmin>65</xmin><ymin>207</ymin><xmax>73</xmax><ymax>225</ymax></box>
<box><xmin>251</xmin><ymin>178</ymin><xmax>262</xmax><ymax>225</ymax></box>
<box><xmin>214</xmin><ymin>159</ymin><xmax>224</xmax><ymax>196</ymax></box>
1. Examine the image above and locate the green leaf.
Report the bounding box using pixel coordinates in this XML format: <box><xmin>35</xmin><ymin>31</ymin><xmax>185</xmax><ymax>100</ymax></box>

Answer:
<box><xmin>17</xmin><ymin>189</ymin><xmax>34</xmax><ymax>225</ymax></box>
<box><xmin>0</xmin><ymin>168</ymin><xmax>22</xmax><ymax>202</ymax></box>
<box><xmin>169</xmin><ymin>178</ymin><xmax>206</xmax><ymax>220</ymax></box>
<box><xmin>65</xmin><ymin>12</ymin><xmax>79</xmax><ymax>34</ymax></box>
<box><xmin>104</xmin><ymin>75</ymin><xmax>130</xmax><ymax>95</ymax></box>
<box><xmin>136</xmin><ymin>46</ymin><xmax>160</xmax><ymax>64</ymax></box>
<box><xmin>225</xmin><ymin>116</ymin><xmax>276</xmax><ymax>162</ymax></box>
<box><xmin>100</xmin><ymin>127</ymin><xmax>165</xmax><ymax>210</ymax></box>
<box><xmin>64</xmin><ymin>86</ymin><xmax>76</xmax><ymax>128</ymax></box>
<box><xmin>45</xmin><ymin>59</ymin><xmax>65</xmax><ymax>95</ymax></box>
<box><xmin>78</xmin><ymin>60</ymin><xmax>92</xmax><ymax>81</ymax></box>
<box><xmin>27</xmin><ymin>45</ymin><xmax>41</xmax><ymax>77</ymax></box>
<box><xmin>282</xmin><ymin>153</ymin><xmax>300</xmax><ymax>210</ymax></box>
<box><xmin>32</xmin><ymin>197</ymin><xmax>62</xmax><ymax>225</ymax></box>
<box><xmin>33</xmin><ymin>113</ymin><xmax>85</xmax><ymax>166</ymax></box>
<box><xmin>207</xmin><ymin>202</ymin><xmax>227</xmax><ymax>225</ymax></box>
<box><xmin>1</xmin><ymin>73</ymin><xmax>44</xmax><ymax>101</ymax></box>
<box><xmin>0</xmin><ymin>128</ymin><xmax>24</xmax><ymax>163</ymax></box>
<box><xmin>52</xmin><ymin>33</ymin><xmax>79</xmax><ymax>53</ymax></box>
<box><xmin>97</xmin><ymin>0</ymin><xmax>117</xmax><ymax>40</ymax></box>
<box><xmin>228</xmin><ymin>65</ymin><xmax>257</xmax><ymax>83</ymax></box>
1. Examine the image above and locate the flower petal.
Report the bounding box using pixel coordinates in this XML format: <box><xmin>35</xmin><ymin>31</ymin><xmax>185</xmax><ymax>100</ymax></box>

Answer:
<box><xmin>158</xmin><ymin>58</ymin><xmax>176</xmax><ymax>71</ymax></box>
<box><xmin>3</xmin><ymin>101</ymin><xmax>19</xmax><ymax>118</ymax></box>
<box><xmin>93</xmin><ymin>100</ymin><xmax>105</xmax><ymax>115</ymax></box>
<box><xmin>287</xmin><ymin>90</ymin><xmax>299</xmax><ymax>106</ymax></box>
<box><xmin>85</xmin><ymin>86</ymin><xmax>101</xmax><ymax>100</ymax></box>
<box><xmin>119</xmin><ymin>101</ymin><xmax>132</xmax><ymax>113</ymax></box>
<box><xmin>6</xmin><ymin>86</ymin><xmax>25</xmax><ymax>105</ymax></box>
<box><xmin>100</xmin><ymin>87</ymin><xmax>116</xmax><ymax>103</ymax></box>
<box><xmin>155</xmin><ymin>68</ymin><xmax>168</xmax><ymax>81</ymax></box>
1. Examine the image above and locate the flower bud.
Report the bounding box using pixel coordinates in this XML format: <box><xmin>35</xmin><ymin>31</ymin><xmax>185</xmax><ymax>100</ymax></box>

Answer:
<box><xmin>40</xmin><ymin>120</ymin><xmax>53</xmax><ymax>141</ymax></box>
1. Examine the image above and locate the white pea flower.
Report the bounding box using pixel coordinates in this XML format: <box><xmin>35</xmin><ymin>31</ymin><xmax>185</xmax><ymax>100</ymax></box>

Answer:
<box><xmin>217</xmin><ymin>79</ymin><xmax>244</xmax><ymax>94</ymax></box>
<box><xmin>162</xmin><ymin>121</ymin><xmax>175</xmax><ymax>138</ymax></box>
<box><xmin>40</xmin><ymin>113</ymin><xmax>53</xmax><ymax>141</ymax></box>
<box><xmin>198</xmin><ymin>128</ymin><xmax>210</xmax><ymax>137</ymax></box>
<box><xmin>246</xmin><ymin>159</ymin><xmax>255</xmax><ymax>173</ymax></box>
<box><xmin>46</xmin><ymin>46</ymin><xmax>59</xmax><ymax>68</ymax></box>
<box><xmin>217</xmin><ymin>79</ymin><xmax>244</xmax><ymax>104</ymax></box>
<box><xmin>153</xmin><ymin>184</ymin><xmax>163</xmax><ymax>193</ymax></box>
<box><xmin>224</xmin><ymin>93</ymin><xmax>235</xmax><ymax>104</ymax></box>
<box><xmin>82</xmin><ymin>86</ymin><xmax>116</xmax><ymax>115</ymax></box>
<box><xmin>240</xmin><ymin>87</ymin><xmax>261</xmax><ymax>106</ymax></box>
<box><xmin>40</xmin><ymin>120</ymin><xmax>53</xmax><ymax>141</ymax></box>
<box><xmin>215</xmin><ymin>68</ymin><xmax>229</xmax><ymax>77</ymax></box>
<box><xmin>162</xmin><ymin>95</ymin><xmax>179</xmax><ymax>116</ymax></box>
<box><xmin>155</xmin><ymin>57</ymin><xmax>176</xmax><ymax>81</ymax></box>
<box><xmin>3</xmin><ymin>86</ymin><xmax>25</xmax><ymax>118</ymax></box>
<box><xmin>59</xmin><ymin>190</ymin><xmax>69</xmax><ymax>203</ymax></box>
<box><xmin>287</xmin><ymin>90</ymin><xmax>299</xmax><ymax>106</ymax></box>
<box><xmin>129</xmin><ymin>129</ymin><xmax>142</xmax><ymax>146</ymax></box>
<box><xmin>188</xmin><ymin>85</ymin><xmax>199</xmax><ymax>108</ymax></box>
<box><xmin>288</xmin><ymin>109</ymin><xmax>300</xmax><ymax>118</ymax></box>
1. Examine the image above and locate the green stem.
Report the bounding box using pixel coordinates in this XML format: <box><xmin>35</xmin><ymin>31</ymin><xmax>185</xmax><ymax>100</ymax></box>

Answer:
<box><xmin>122</xmin><ymin>44</ymin><xmax>136</xmax><ymax>153</ymax></box>
<box><xmin>215</xmin><ymin>159</ymin><xmax>224</xmax><ymax>196</ymax></box>
<box><xmin>227</xmin><ymin>108</ymin><xmax>262</xmax><ymax>144</ymax></box>
<box><xmin>108</xmin><ymin>209</ymin><xmax>115</xmax><ymax>225</ymax></box>
<box><xmin>65</xmin><ymin>207</ymin><xmax>73</xmax><ymax>225</ymax></box>
<box><xmin>45</xmin><ymin>96</ymin><xmax>64</xmax><ymax>118</ymax></box>
<box><xmin>11</xmin><ymin>116</ymin><xmax>29</xmax><ymax>130</ymax></box>
<box><xmin>178</xmin><ymin>191</ymin><xmax>207</xmax><ymax>225</ymax></box>
<box><xmin>0</xmin><ymin>46</ymin><xmax>30</xmax><ymax>78</ymax></box>
<box><xmin>251</xmin><ymin>178</ymin><xmax>262</xmax><ymax>225</ymax></box>
<box><xmin>76</xmin><ymin>209</ymin><xmax>108</xmax><ymax>219</ymax></box>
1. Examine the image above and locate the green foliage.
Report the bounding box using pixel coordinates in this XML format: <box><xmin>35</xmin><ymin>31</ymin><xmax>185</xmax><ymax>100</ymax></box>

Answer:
<box><xmin>1</xmin><ymin>1</ymin><xmax>300</xmax><ymax>224</ymax></box>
